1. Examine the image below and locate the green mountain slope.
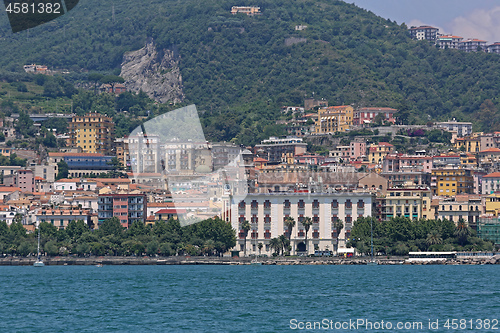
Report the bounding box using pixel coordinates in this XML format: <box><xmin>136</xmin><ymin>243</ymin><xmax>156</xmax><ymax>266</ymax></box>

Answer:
<box><xmin>0</xmin><ymin>0</ymin><xmax>499</xmax><ymax>144</ymax></box>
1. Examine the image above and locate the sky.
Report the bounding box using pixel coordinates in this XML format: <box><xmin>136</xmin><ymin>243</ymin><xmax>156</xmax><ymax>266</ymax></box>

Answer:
<box><xmin>343</xmin><ymin>0</ymin><xmax>500</xmax><ymax>42</ymax></box>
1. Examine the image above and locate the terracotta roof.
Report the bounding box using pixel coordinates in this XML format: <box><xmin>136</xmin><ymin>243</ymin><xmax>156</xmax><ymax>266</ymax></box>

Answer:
<box><xmin>484</xmin><ymin>172</ymin><xmax>500</xmax><ymax>178</ymax></box>
<box><xmin>479</xmin><ymin>148</ymin><xmax>500</xmax><ymax>153</ymax></box>
<box><xmin>49</xmin><ymin>152</ymin><xmax>106</xmax><ymax>157</ymax></box>
<box><xmin>155</xmin><ymin>209</ymin><xmax>187</xmax><ymax>214</ymax></box>
<box><xmin>0</xmin><ymin>187</ymin><xmax>22</xmax><ymax>193</ymax></box>
<box><xmin>253</xmin><ymin>157</ymin><xmax>268</xmax><ymax>162</ymax></box>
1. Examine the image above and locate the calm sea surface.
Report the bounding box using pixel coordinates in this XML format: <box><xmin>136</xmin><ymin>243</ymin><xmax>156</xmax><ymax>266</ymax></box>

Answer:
<box><xmin>0</xmin><ymin>265</ymin><xmax>499</xmax><ymax>332</ymax></box>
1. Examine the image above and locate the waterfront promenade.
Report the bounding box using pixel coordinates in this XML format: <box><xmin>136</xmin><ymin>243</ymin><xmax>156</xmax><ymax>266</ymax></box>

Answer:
<box><xmin>1</xmin><ymin>255</ymin><xmax>498</xmax><ymax>266</ymax></box>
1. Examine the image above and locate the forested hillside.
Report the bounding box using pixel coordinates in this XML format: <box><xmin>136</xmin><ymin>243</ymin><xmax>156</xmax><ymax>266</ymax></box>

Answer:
<box><xmin>0</xmin><ymin>0</ymin><xmax>499</xmax><ymax>144</ymax></box>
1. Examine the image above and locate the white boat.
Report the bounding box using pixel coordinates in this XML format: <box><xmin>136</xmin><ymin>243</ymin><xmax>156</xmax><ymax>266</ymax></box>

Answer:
<box><xmin>33</xmin><ymin>227</ymin><xmax>44</xmax><ymax>267</ymax></box>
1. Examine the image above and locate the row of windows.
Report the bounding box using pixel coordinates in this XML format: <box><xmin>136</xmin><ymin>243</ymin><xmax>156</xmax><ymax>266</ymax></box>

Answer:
<box><xmin>239</xmin><ymin>199</ymin><xmax>364</xmax><ymax>209</ymax></box>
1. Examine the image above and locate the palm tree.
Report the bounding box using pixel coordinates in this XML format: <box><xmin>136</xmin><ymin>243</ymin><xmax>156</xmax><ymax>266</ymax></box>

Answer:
<box><xmin>284</xmin><ymin>217</ymin><xmax>296</xmax><ymax>241</ymax></box>
<box><xmin>426</xmin><ymin>231</ymin><xmax>442</xmax><ymax>247</ymax></box>
<box><xmin>269</xmin><ymin>237</ymin><xmax>280</xmax><ymax>255</ymax></box>
<box><xmin>333</xmin><ymin>220</ymin><xmax>344</xmax><ymax>252</ymax></box>
<box><xmin>258</xmin><ymin>242</ymin><xmax>263</xmax><ymax>255</ymax></box>
<box><xmin>301</xmin><ymin>217</ymin><xmax>313</xmax><ymax>255</ymax></box>
<box><xmin>279</xmin><ymin>234</ymin><xmax>289</xmax><ymax>255</ymax></box>
<box><xmin>241</xmin><ymin>220</ymin><xmax>251</xmax><ymax>257</ymax></box>
<box><xmin>284</xmin><ymin>216</ymin><xmax>295</xmax><ymax>254</ymax></box>
<box><xmin>454</xmin><ymin>219</ymin><xmax>471</xmax><ymax>246</ymax></box>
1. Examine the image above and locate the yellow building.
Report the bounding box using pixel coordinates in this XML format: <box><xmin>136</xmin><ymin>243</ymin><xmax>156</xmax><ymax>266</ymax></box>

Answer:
<box><xmin>454</xmin><ymin>135</ymin><xmax>480</xmax><ymax>153</ymax></box>
<box><xmin>485</xmin><ymin>194</ymin><xmax>500</xmax><ymax>216</ymax></box>
<box><xmin>377</xmin><ymin>186</ymin><xmax>432</xmax><ymax>221</ymax></box>
<box><xmin>315</xmin><ymin>105</ymin><xmax>353</xmax><ymax>134</ymax></box>
<box><xmin>431</xmin><ymin>168</ymin><xmax>474</xmax><ymax>196</ymax></box>
<box><xmin>460</xmin><ymin>153</ymin><xmax>477</xmax><ymax>167</ymax></box>
<box><xmin>368</xmin><ymin>142</ymin><xmax>394</xmax><ymax>164</ymax></box>
<box><xmin>67</xmin><ymin>113</ymin><xmax>114</xmax><ymax>154</ymax></box>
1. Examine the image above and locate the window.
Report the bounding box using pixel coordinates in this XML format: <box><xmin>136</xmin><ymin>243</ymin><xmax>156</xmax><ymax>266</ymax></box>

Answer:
<box><xmin>345</xmin><ymin>200</ymin><xmax>352</xmax><ymax>209</ymax></box>
<box><xmin>312</xmin><ymin>200</ymin><xmax>319</xmax><ymax>209</ymax></box>
<box><xmin>284</xmin><ymin>200</ymin><xmax>290</xmax><ymax>209</ymax></box>
<box><xmin>251</xmin><ymin>200</ymin><xmax>258</xmax><ymax>209</ymax></box>
<box><xmin>264</xmin><ymin>200</ymin><xmax>271</xmax><ymax>209</ymax></box>
<box><xmin>298</xmin><ymin>200</ymin><xmax>305</xmax><ymax>209</ymax></box>
<box><xmin>345</xmin><ymin>215</ymin><xmax>352</xmax><ymax>223</ymax></box>
<box><xmin>331</xmin><ymin>200</ymin><xmax>338</xmax><ymax>209</ymax></box>
<box><xmin>357</xmin><ymin>200</ymin><xmax>364</xmax><ymax>209</ymax></box>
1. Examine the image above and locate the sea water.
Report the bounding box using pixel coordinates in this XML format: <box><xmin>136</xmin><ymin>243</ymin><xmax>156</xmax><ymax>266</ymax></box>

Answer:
<box><xmin>1</xmin><ymin>265</ymin><xmax>499</xmax><ymax>332</ymax></box>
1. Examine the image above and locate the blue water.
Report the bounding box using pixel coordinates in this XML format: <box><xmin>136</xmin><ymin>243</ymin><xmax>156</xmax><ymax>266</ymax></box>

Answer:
<box><xmin>0</xmin><ymin>265</ymin><xmax>499</xmax><ymax>332</ymax></box>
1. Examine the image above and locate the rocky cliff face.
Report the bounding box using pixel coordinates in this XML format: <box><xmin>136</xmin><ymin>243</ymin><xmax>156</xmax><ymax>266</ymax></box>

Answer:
<box><xmin>120</xmin><ymin>41</ymin><xmax>184</xmax><ymax>104</ymax></box>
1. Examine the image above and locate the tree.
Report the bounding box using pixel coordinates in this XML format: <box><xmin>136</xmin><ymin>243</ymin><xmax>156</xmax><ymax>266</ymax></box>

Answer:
<box><xmin>301</xmin><ymin>217</ymin><xmax>313</xmax><ymax>254</ymax></box>
<box><xmin>56</xmin><ymin>160</ymin><xmax>69</xmax><ymax>180</ymax></box>
<box><xmin>426</xmin><ymin>230</ymin><xmax>442</xmax><ymax>246</ymax></box>
<box><xmin>257</xmin><ymin>242</ymin><xmax>263</xmax><ymax>255</ymax></box>
<box><xmin>100</xmin><ymin>75</ymin><xmax>125</xmax><ymax>94</ymax></box>
<box><xmin>284</xmin><ymin>216</ymin><xmax>295</xmax><ymax>242</ymax></box>
<box><xmin>269</xmin><ymin>237</ymin><xmax>281</xmax><ymax>256</ymax></box>
<box><xmin>454</xmin><ymin>219</ymin><xmax>471</xmax><ymax>246</ymax></box>
<box><xmin>241</xmin><ymin>220</ymin><xmax>250</xmax><ymax>257</ymax></box>
<box><xmin>333</xmin><ymin>220</ymin><xmax>344</xmax><ymax>251</ymax></box>
<box><xmin>14</xmin><ymin>110</ymin><xmax>35</xmax><ymax>138</ymax></box>
<box><xmin>88</xmin><ymin>73</ymin><xmax>104</xmax><ymax>94</ymax></box>
<box><xmin>66</xmin><ymin>219</ymin><xmax>88</xmax><ymax>240</ymax></box>
<box><xmin>99</xmin><ymin>217</ymin><xmax>123</xmax><ymax>237</ymax></box>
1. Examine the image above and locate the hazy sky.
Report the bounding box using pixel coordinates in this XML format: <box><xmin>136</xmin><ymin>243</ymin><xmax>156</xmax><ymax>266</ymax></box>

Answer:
<box><xmin>343</xmin><ymin>0</ymin><xmax>500</xmax><ymax>42</ymax></box>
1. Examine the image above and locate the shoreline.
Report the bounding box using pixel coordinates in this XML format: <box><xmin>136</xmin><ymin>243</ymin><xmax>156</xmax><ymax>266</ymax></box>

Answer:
<box><xmin>0</xmin><ymin>256</ymin><xmax>498</xmax><ymax>266</ymax></box>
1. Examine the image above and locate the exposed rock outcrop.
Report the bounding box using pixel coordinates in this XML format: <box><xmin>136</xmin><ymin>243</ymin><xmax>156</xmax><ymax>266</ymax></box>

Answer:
<box><xmin>120</xmin><ymin>40</ymin><xmax>184</xmax><ymax>104</ymax></box>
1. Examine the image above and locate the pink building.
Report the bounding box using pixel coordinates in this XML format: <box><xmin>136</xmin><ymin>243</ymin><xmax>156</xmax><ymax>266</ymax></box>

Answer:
<box><xmin>14</xmin><ymin>169</ymin><xmax>34</xmax><ymax>193</ymax></box>
<box><xmin>353</xmin><ymin>107</ymin><xmax>397</xmax><ymax>125</ymax></box>
<box><xmin>382</xmin><ymin>154</ymin><xmax>432</xmax><ymax>173</ymax></box>
<box><xmin>349</xmin><ymin>140</ymin><xmax>366</xmax><ymax>161</ymax></box>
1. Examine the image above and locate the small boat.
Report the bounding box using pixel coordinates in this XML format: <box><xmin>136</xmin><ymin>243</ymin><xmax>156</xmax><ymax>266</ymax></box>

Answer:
<box><xmin>96</xmin><ymin>264</ymin><xmax>103</xmax><ymax>267</ymax></box>
<box><xmin>33</xmin><ymin>227</ymin><xmax>44</xmax><ymax>267</ymax></box>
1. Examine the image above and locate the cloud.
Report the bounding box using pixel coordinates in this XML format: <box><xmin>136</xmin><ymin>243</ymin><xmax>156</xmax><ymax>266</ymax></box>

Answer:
<box><xmin>447</xmin><ymin>6</ymin><xmax>500</xmax><ymax>42</ymax></box>
<box><xmin>408</xmin><ymin>19</ymin><xmax>448</xmax><ymax>35</ymax></box>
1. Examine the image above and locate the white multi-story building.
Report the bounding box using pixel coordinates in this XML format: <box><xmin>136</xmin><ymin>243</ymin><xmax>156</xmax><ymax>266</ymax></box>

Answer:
<box><xmin>223</xmin><ymin>192</ymin><xmax>374</xmax><ymax>256</ymax></box>
<box><xmin>436</xmin><ymin>35</ymin><xmax>463</xmax><ymax>49</ymax></box>
<box><xmin>435</xmin><ymin>120</ymin><xmax>472</xmax><ymax>138</ymax></box>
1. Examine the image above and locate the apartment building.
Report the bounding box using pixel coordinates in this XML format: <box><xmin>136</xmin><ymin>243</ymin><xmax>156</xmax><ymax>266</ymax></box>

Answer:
<box><xmin>487</xmin><ymin>42</ymin><xmax>500</xmax><ymax>54</ymax></box>
<box><xmin>223</xmin><ymin>192</ymin><xmax>374</xmax><ymax>255</ymax></box>
<box><xmin>408</xmin><ymin>25</ymin><xmax>439</xmax><ymax>41</ymax></box>
<box><xmin>431</xmin><ymin>168</ymin><xmax>474</xmax><ymax>196</ymax></box>
<box><xmin>454</xmin><ymin>135</ymin><xmax>480</xmax><ymax>153</ymax></box>
<box><xmin>437</xmin><ymin>195</ymin><xmax>483</xmax><ymax>225</ymax></box>
<box><xmin>255</xmin><ymin>137</ymin><xmax>307</xmax><ymax>164</ymax></box>
<box><xmin>435</xmin><ymin>120</ymin><xmax>472</xmax><ymax>137</ymax></box>
<box><xmin>459</xmin><ymin>39</ymin><xmax>488</xmax><ymax>52</ymax></box>
<box><xmin>98</xmin><ymin>193</ymin><xmax>147</xmax><ymax>228</ymax></box>
<box><xmin>482</xmin><ymin>172</ymin><xmax>500</xmax><ymax>194</ymax></box>
<box><xmin>34</xmin><ymin>209</ymin><xmax>91</xmax><ymax>230</ymax></box>
<box><xmin>315</xmin><ymin>105</ymin><xmax>353</xmax><ymax>134</ymax></box>
<box><xmin>368</xmin><ymin>142</ymin><xmax>394</xmax><ymax>164</ymax></box>
<box><xmin>436</xmin><ymin>35</ymin><xmax>463</xmax><ymax>49</ymax></box>
<box><xmin>376</xmin><ymin>186</ymin><xmax>432</xmax><ymax>221</ymax></box>
<box><xmin>67</xmin><ymin>113</ymin><xmax>114</xmax><ymax>154</ymax></box>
